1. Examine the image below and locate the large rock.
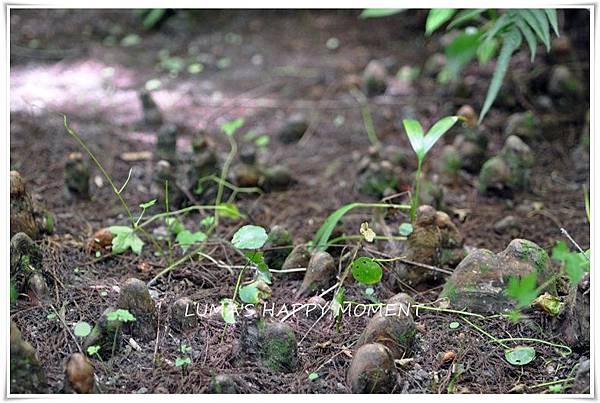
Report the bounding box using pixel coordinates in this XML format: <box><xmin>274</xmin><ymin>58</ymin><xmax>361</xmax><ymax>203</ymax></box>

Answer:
<box><xmin>10</xmin><ymin>321</ymin><xmax>48</xmax><ymax>393</ymax></box>
<box><xmin>441</xmin><ymin>239</ymin><xmax>555</xmax><ymax>313</ymax></box>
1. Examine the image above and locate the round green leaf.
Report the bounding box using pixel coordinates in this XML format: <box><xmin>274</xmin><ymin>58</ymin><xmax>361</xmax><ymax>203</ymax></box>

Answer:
<box><xmin>308</xmin><ymin>372</ymin><xmax>319</xmax><ymax>381</ymax></box>
<box><xmin>351</xmin><ymin>257</ymin><xmax>383</xmax><ymax>285</ymax></box>
<box><xmin>231</xmin><ymin>225</ymin><xmax>268</xmax><ymax>250</ymax></box>
<box><xmin>449</xmin><ymin>321</ymin><xmax>460</xmax><ymax>329</ymax></box>
<box><xmin>399</xmin><ymin>223</ymin><xmax>413</xmax><ymax>236</ymax></box>
<box><xmin>73</xmin><ymin>321</ymin><xmax>92</xmax><ymax>337</ymax></box>
<box><xmin>505</xmin><ymin>346</ymin><xmax>535</xmax><ymax>366</ymax></box>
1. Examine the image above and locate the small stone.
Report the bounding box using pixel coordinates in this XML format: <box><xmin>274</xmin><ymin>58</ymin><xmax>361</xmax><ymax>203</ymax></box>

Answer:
<box><xmin>479</xmin><ymin>135</ymin><xmax>533</xmax><ymax>195</ymax></box>
<box><xmin>139</xmin><ymin>90</ymin><xmax>163</xmax><ymax>127</ymax></box>
<box><xmin>441</xmin><ymin>239</ymin><xmax>555</xmax><ymax>313</ymax></box>
<box><xmin>260</xmin><ymin>165</ymin><xmax>295</xmax><ymax>192</ymax></box>
<box><xmin>347</xmin><ymin>343</ymin><xmax>396</xmax><ymax>393</ymax></box>
<box><xmin>10</xmin><ymin>321</ymin><xmax>48</xmax><ymax>393</ymax></box>
<box><xmin>571</xmin><ymin>359</ymin><xmax>590</xmax><ymax>394</ymax></box>
<box><xmin>10</xmin><ymin>232</ymin><xmax>43</xmax><ymax>289</ymax></box>
<box><xmin>64</xmin><ymin>152</ymin><xmax>90</xmax><ymax>199</ymax></box>
<box><xmin>296</xmin><ymin>251</ymin><xmax>336</xmax><ymax>298</ymax></box>
<box><xmin>232</xmin><ymin>162</ymin><xmax>261</xmax><ymax>188</ymax></box>
<box><xmin>88</xmin><ymin>228</ymin><xmax>114</xmax><ymax>253</ymax></box>
<box><xmin>356</xmin><ymin>160</ymin><xmax>400</xmax><ymax>198</ymax></box>
<box><xmin>117</xmin><ymin>278</ymin><xmax>158</xmax><ymax>341</ymax></box>
<box><xmin>441</xmin><ymin>351</ymin><xmax>456</xmax><ymax>363</ymax></box>
<box><xmin>10</xmin><ymin>171</ymin><xmax>39</xmax><ymax>239</ymax></box>
<box><xmin>281</xmin><ymin>244</ymin><xmax>311</xmax><ymax>272</ymax></box>
<box><xmin>27</xmin><ymin>273</ymin><xmax>49</xmax><ymax>302</ymax></box>
<box><xmin>263</xmin><ymin>225</ymin><xmax>293</xmax><ymax>270</ymax></box>
<box><xmin>208</xmin><ymin>374</ymin><xmax>237</xmax><ymax>393</ymax></box>
<box><xmin>362</xmin><ymin>60</ymin><xmax>387</xmax><ymax>96</ymax></box>
<box><xmin>305</xmin><ymin>295</ymin><xmax>328</xmax><ymax>319</ymax></box>
<box><xmin>356</xmin><ymin>314</ymin><xmax>415</xmax><ymax>359</ymax></box>
<box><xmin>279</xmin><ymin>113</ymin><xmax>308</xmax><ymax>144</ymax></box>
<box><xmin>169</xmin><ymin>297</ymin><xmax>198</xmax><ymax>333</ymax></box>
<box><xmin>259</xmin><ymin>322</ymin><xmax>298</xmax><ymax>373</ymax></box>
<box><xmin>63</xmin><ymin>353</ymin><xmax>96</xmax><ymax>394</ymax></box>
<box><xmin>548</xmin><ymin>65</ymin><xmax>582</xmax><ymax>98</ymax></box>
<box><xmin>453</xmin><ymin>130</ymin><xmax>488</xmax><ymax>173</ymax></box>
<box><xmin>504</xmin><ymin>111</ymin><xmax>539</xmax><ymax>139</ymax></box>
<box><xmin>156</xmin><ymin>123</ymin><xmax>178</xmax><ymax>163</ymax></box>
<box><xmin>493</xmin><ymin>215</ymin><xmax>520</xmax><ymax>235</ymax></box>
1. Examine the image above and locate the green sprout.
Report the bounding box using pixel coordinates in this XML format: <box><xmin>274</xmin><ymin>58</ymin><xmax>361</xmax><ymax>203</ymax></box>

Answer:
<box><xmin>402</xmin><ymin>116</ymin><xmax>459</xmax><ymax>222</ymax></box>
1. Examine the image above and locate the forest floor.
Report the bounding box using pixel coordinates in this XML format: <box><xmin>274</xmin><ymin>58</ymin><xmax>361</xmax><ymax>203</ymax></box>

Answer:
<box><xmin>10</xmin><ymin>9</ymin><xmax>590</xmax><ymax>393</ymax></box>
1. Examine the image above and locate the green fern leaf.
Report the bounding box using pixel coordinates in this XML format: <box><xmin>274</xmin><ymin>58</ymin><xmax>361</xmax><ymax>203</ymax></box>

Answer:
<box><xmin>515</xmin><ymin>18</ymin><xmax>538</xmax><ymax>61</ymax></box>
<box><xmin>519</xmin><ymin>9</ymin><xmax>550</xmax><ymax>50</ymax></box>
<box><xmin>482</xmin><ymin>13</ymin><xmax>512</xmax><ymax>43</ymax></box>
<box><xmin>479</xmin><ymin>29</ymin><xmax>522</xmax><ymax>123</ymax></box>
<box><xmin>544</xmin><ymin>9</ymin><xmax>559</xmax><ymax>36</ymax></box>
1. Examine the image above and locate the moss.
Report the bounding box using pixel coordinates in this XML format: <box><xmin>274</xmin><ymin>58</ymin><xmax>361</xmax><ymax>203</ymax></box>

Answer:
<box><xmin>260</xmin><ymin>323</ymin><xmax>297</xmax><ymax>373</ymax></box>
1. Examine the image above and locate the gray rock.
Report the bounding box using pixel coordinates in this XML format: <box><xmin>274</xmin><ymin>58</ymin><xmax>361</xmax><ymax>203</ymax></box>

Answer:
<box><xmin>156</xmin><ymin>123</ymin><xmax>178</xmax><ymax>163</ymax></box>
<box><xmin>362</xmin><ymin>60</ymin><xmax>387</xmax><ymax>96</ymax></box>
<box><xmin>493</xmin><ymin>215</ymin><xmax>521</xmax><ymax>235</ymax></box>
<box><xmin>347</xmin><ymin>343</ymin><xmax>396</xmax><ymax>393</ymax></box>
<box><xmin>279</xmin><ymin>113</ymin><xmax>308</xmax><ymax>144</ymax></box>
<box><xmin>356</xmin><ymin>314</ymin><xmax>415</xmax><ymax>359</ymax></box>
<box><xmin>548</xmin><ymin>65</ymin><xmax>582</xmax><ymax>98</ymax></box>
<box><xmin>441</xmin><ymin>239</ymin><xmax>555</xmax><ymax>313</ymax></box>
<box><xmin>117</xmin><ymin>278</ymin><xmax>158</xmax><ymax>341</ymax></box>
<box><xmin>296</xmin><ymin>251</ymin><xmax>336</xmax><ymax>298</ymax></box>
<box><xmin>570</xmin><ymin>359</ymin><xmax>590</xmax><ymax>394</ymax></box>
<box><xmin>260</xmin><ymin>165</ymin><xmax>295</xmax><ymax>192</ymax></box>
<box><xmin>83</xmin><ymin>308</ymin><xmax>124</xmax><ymax>359</ymax></box>
<box><xmin>208</xmin><ymin>374</ymin><xmax>237</xmax><ymax>393</ymax></box>
<box><xmin>479</xmin><ymin>136</ymin><xmax>534</xmax><ymax>194</ymax></box>
<box><xmin>170</xmin><ymin>297</ymin><xmax>198</xmax><ymax>333</ymax></box>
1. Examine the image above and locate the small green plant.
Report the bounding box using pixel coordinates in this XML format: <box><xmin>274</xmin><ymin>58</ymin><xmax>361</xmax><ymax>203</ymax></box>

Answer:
<box><xmin>175</xmin><ymin>343</ymin><xmax>193</xmax><ymax>370</ymax></box>
<box><xmin>86</xmin><ymin>345</ymin><xmax>102</xmax><ymax>361</ymax></box>
<box><xmin>106</xmin><ymin>308</ymin><xmax>136</xmax><ymax>357</ymax></box>
<box><xmin>221</xmin><ymin>225</ymin><xmax>270</xmax><ymax>325</ymax></box>
<box><xmin>402</xmin><ymin>116</ymin><xmax>459</xmax><ymax>222</ymax></box>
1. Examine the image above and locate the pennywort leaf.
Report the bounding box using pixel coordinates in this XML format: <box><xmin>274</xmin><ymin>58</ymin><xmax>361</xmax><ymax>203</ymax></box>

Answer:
<box><xmin>231</xmin><ymin>225</ymin><xmax>268</xmax><ymax>250</ymax></box>
<box><xmin>351</xmin><ymin>257</ymin><xmax>383</xmax><ymax>285</ymax></box>
<box><xmin>73</xmin><ymin>321</ymin><xmax>92</xmax><ymax>337</ymax></box>
<box><xmin>109</xmin><ymin>226</ymin><xmax>144</xmax><ymax>255</ymax></box>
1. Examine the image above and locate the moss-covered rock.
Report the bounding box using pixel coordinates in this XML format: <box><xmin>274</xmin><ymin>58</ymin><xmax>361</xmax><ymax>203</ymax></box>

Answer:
<box><xmin>10</xmin><ymin>321</ymin><xmax>48</xmax><ymax>393</ymax></box>
<box><xmin>208</xmin><ymin>374</ymin><xmax>237</xmax><ymax>393</ymax></box>
<box><xmin>259</xmin><ymin>322</ymin><xmax>298</xmax><ymax>373</ymax></box>
<box><xmin>296</xmin><ymin>251</ymin><xmax>336</xmax><ymax>298</ymax></box>
<box><xmin>64</xmin><ymin>152</ymin><xmax>90</xmax><ymax>199</ymax></box>
<box><xmin>10</xmin><ymin>232</ymin><xmax>43</xmax><ymax>288</ymax></box>
<box><xmin>441</xmin><ymin>239</ymin><xmax>555</xmax><ymax>313</ymax></box>
<box><xmin>263</xmin><ymin>225</ymin><xmax>293</xmax><ymax>270</ymax></box>
<box><xmin>347</xmin><ymin>343</ymin><xmax>396</xmax><ymax>393</ymax></box>
<box><xmin>117</xmin><ymin>278</ymin><xmax>158</xmax><ymax>341</ymax></box>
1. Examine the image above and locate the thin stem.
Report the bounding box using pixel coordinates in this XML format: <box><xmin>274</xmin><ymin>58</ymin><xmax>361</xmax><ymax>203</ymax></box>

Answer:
<box><xmin>530</xmin><ymin>377</ymin><xmax>575</xmax><ymax>389</ymax></box>
<box><xmin>165</xmin><ymin>180</ymin><xmax>174</xmax><ymax>266</ymax></box>
<box><xmin>138</xmin><ymin>205</ymin><xmax>229</xmax><ymax>229</ymax></box>
<box><xmin>411</xmin><ymin>158</ymin><xmax>423</xmax><ymax>223</ymax></box>
<box><xmin>63</xmin><ymin>116</ymin><xmax>135</xmax><ymax>226</ymax></box>
<box><xmin>213</xmin><ymin>134</ymin><xmax>237</xmax><ymax>229</ymax></box>
<box><xmin>461</xmin><ymin>317</ymin><xmax>510</xmax><ymax>348</ymax></box>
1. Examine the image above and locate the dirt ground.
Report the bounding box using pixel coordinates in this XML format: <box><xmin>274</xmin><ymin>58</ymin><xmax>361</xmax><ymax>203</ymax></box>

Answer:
<box><xmin>10</xmin><ymin>9</ymin><xmax>590</xmax><ymax>394</ymax></box>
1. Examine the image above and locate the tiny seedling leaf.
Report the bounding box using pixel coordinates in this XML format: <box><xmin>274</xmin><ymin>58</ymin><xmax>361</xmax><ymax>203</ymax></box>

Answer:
<box><xmin>231</xmin><ymin>225</ymin><xmax>268</xmax><ymax>250</ymax></box>
<box><xmin>139</xmin><ymin>199</ymin><xmax>157</xmax><ymax>209</ymax></box>
<box><xmin>74</xmin><ymin>321</ymin><xmax>92</xmax><ymax>338</ymax></box>
<box><xmin>351</xmin><ymin>257</ymin><xmax>383</xmax><ymax>285</ymax></box>
<box><xmin>399</xmin><ymin>223</ymin><xmax>413</xmax><ymax>236</ymax></box>
<box><xmin>449</xmin><ymin>321</ymin><xmax>460</xmax><ymax>329</ymax></box>
<box><xmin>239</xmin><ymin>280</ymin><xmax>271</xmax><ymax>304</ymax></box>
<box><xmin>221</xmin><ymin>118</ymin><xmax>245</xmax><ymax>137</ymax></box>
<box><xmin>308</xmin><ymin>372</ymin><xmax>319</xmax><ymax>380</ymax></box>
<box><xmin>175</xmin><ymin>357</ymin><xmax>192</xmax><ymax>367</ymax></box>
<box><xmin>109</xmin><ymin>226</ymin><xmax>144</xmax><ymax>255</ymax></box>
<box><xmin>86</xmin><ymin>345</ymin><xmax>101</xmax><ymax>356</ymax></box>
<box><xmin>106</xmin><ymin>309</ymin><xmax>136</xmax><ymax>322</ymax></box>
<box><xmin>402</xmin><ymin>119</ymin><xmax>425</xmax><ymax>159</ymax></box>
<box><xmin>176</xmin><ymin>230</ymin><xmax>207</xmax><ymax>251</ymax></box>
<box><xmin>217</xmin><ymin>203</ymin><xmax>243</xmax><ymax>220</ymax></box>
<box><xmin>220</xmin><ymin>299</ymin><xmax>237</xmax><ymax>324</ymax></box>
<box><xmin>422</xmin><ymin>116</ymin><xmax>459</xmax><ymax>155</ymax></box>
<box><xmin>504</xmin><ymin>346</ymin><xmax>535</xmax><ymax>366</ymax></box>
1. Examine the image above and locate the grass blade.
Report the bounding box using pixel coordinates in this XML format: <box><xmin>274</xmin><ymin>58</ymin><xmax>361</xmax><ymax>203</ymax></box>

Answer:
<box><xmin>479</xmin><ymin>29</ymin><xmax>522</xmax><ymax>123</ymax></box>
<box><xmin>359</xmin><ymin>9</ymin><xmax>404</xmax><ymax>18</ymax></box>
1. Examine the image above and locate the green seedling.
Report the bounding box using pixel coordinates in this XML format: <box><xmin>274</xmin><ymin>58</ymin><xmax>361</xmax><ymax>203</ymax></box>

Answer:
<box><xmin>86</xmin><ymin>345</ymin><xmax>102</xmax><ymax>361</ymax></box>
<box><xmin>106</xmin><ymin>309</ymin><xmax>136</xmax><ymax>358</ymax></box>
<box><xmin>402</xmin><ymin>116</ymin><xmax>459</xmax><ymax>222</ymax></box>
<box><xmin>73</xmin><ymin>321</ymin><xmax>92</xmax><ymax>338</ymax></box>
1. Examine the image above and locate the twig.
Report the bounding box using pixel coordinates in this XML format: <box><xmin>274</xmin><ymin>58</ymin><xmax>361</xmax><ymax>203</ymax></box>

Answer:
<box><xmin>560</xmin><ymin>228</ymin><xmax>589</xmax><ymax>261</ymax></box>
